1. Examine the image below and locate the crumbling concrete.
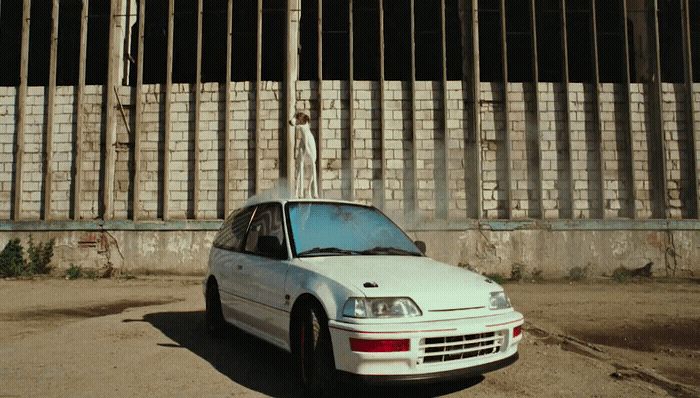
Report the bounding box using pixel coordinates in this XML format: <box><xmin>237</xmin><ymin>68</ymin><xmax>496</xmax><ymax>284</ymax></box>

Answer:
<box><xmin>1</xmin><ymin>226</ymin><xmax>697</xmax><ymax>278</ymax></box>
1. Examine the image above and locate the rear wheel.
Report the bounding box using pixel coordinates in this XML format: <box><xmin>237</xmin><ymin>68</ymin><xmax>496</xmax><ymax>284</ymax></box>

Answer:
<box><xmin>293</xmin><ymin>302</ymin><xmax>336</xmax><ymax>397</ymax></box>
<box><xmin>205</xmin><ymin>279</ymin><xmax>226</xmax><ymax>336</ymax></box>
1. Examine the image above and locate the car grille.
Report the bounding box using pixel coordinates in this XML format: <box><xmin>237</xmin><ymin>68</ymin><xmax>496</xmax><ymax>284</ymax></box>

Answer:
<box><xmin>418</xmin><ymin>331</ymin><xmax>504</xmax><ymax>364</ymax></box>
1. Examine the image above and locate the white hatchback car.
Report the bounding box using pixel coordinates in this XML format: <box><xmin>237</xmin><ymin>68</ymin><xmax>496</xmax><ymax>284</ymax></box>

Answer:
<box><xmin>204</xmin><ymin>199</ymin><xmax>523</xmax><ymax>395</ymax></box>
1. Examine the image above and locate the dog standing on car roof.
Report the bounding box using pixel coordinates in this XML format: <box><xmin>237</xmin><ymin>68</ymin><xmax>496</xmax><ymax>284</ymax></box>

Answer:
<box><xmin>289</xmin><ymin>112</ymin><xmax>319</xmax><ymax>199</ymax></box>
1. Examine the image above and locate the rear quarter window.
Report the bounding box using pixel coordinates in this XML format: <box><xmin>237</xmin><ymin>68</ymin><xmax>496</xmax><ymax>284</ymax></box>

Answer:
<box><xmin>213</xmin><ymin>207</ymin><xmax>255</xmax><ymax>251</ymax></box>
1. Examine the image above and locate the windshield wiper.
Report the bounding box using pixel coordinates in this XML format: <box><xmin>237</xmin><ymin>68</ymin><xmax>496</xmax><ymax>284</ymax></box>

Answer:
<box><xmin>359</xmin><ymin>246</ymin><xmax>422</xmax><ymax>256</ymax></box>
<box><xmin>297</xmin><ymin>247</ymin><xmax>361</xmax><ymax>257</ymax></box>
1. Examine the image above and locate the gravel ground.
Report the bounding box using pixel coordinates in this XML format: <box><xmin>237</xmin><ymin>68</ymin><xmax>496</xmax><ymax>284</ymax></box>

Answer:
<box><xmin>1</xmin><ymin>277</ymin><xmax>698</xmax><ymax>397</ymax></box>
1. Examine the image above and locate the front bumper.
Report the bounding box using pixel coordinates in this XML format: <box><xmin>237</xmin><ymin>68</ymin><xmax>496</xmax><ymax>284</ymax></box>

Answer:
<box><xmin>338</xmin><ymin>352</ymin><xmax>519</xmax><ymax>385</ymax></box>
<box><xmin>328</xmin><ymin>311</ymin><xmax>523</xmax><ymax>379</ymax></box>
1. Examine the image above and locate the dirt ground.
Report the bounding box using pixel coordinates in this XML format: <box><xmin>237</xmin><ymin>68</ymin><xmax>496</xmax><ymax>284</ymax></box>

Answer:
<box><xmin>1</xmin><ymin>277</ymin><xmax>699</xmax><ymax>398</ymax></box>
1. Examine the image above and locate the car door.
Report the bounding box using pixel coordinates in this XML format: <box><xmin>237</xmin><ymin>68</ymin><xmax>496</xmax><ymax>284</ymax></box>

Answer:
<box><xmin>211</xmin><ymin>206</ymin><xmax>255</xmax><ymax>324</ymax></box>
<box><xmin>238</xmin><ymin>202</ymin><xmax>290</xmax><ymax>347</ymax></box>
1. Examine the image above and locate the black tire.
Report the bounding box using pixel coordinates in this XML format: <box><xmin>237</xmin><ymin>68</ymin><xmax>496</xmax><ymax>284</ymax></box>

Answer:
<box><xmin>205</xmin><ymin>279</ymin><xmax>226</xmax><ymax>337</ymax></box>
<box><xmin>294</xmin><ymin>302</ymin><xmax>336</xmax><ymax>397</ymax></box>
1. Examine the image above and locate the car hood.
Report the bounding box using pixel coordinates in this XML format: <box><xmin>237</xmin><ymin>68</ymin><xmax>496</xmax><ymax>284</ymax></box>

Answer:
<box><xmin>297</xmin><ymin>256</ymin><xmax>499</xmax><ymax>312</ymax></box>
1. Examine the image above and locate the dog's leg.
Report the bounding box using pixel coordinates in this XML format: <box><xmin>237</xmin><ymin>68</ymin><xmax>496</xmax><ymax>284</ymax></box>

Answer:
<box><xmin>310</xmin><ymin>159</ymin><xmax>318</xmax><ymax>198</ymax></box>
<box><xmin>295</xmin><ymin>157</ymin><xmax>303</xmax><ymax>198</ymax></box>
<box><xmin>299</xmin><ymin>157</ymin><xmax>305</xmax><ymax>198</ymax></box>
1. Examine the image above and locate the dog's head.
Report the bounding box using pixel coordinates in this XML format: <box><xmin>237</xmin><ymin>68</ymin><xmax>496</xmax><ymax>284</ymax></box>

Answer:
<box><xmin>289</xmin><ymin>112</ymin><xmax>310</xmax><ymax>126</ymax></box>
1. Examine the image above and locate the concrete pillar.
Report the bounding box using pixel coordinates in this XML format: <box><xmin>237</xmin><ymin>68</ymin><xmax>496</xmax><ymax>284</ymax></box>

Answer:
<box><xmin>287</xmin><ymin>0</ymin><xmax>301</xmax><ymax>193</ymax></box>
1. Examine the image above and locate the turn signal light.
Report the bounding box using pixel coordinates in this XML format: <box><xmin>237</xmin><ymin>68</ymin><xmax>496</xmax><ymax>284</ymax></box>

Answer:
<box><xmin>349</xmin><ymin>338</ymin><xmax>410</xmax><ymax>352</ymax></box>
<box><xmin>513</xmin><ymin>325</ymin><xmax>522</xmax><ymax>338</ymax></box>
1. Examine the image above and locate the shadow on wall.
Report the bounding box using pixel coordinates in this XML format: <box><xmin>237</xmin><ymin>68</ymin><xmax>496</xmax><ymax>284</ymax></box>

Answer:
<box><xmin>137</xmin><ymin>311</ymin><xmax>484</xmax><ymax>397</ymax></box>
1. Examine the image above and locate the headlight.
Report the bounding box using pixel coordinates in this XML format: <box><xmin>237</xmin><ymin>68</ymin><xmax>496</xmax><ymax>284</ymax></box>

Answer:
<box><xmin>489</xmin><ymin>291</ymin><xmax>511</xmax><ymax>310</ymax></box>
<box><xmin>343</xmin><ymin>297</ymin><xmax>422</xmax><ymax>318</ymax></box>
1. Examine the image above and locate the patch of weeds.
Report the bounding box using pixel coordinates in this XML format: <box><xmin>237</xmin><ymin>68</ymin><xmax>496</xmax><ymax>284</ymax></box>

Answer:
<box><xmin>65</xmin><ymin>264</ymin><xmax>82</xmax><ymax>280</ymax></box>
<box><xmin>0</xmin><ymin>239</ymin><xmax>25</xmax><ymax>277</ymax></box>
<box><xmin>0</xmin><ymin>237</ymin><xmax>56</xmax><ymax>278</ymax></box>
<box><xmin>83</xmin><ymin>269</ymin><xmax>98</xmax><ymax>280</ymax></box>
<box><xmin>484</xmin><ymin>273</ymin><xmax>506</xmax><ymax>285</ymax></box>
<box><xmin>612</xmin><ymin>266</ymin><xmax>631</xmax><ymax>283</ymax></box>
<box><xmin>530</xmin><ymin>267</ymin><xmax>544</xmax><ymax>282</ymax></box>
<box><xmin>26</xmin><ymin>235</ymin><xmax>55</xmax><ymax>275</ymax></box>
<box><xmin>568</xmin><ymin>266</ymin><xmax>589</xmax><ymax>281</ymax></box>
<box><xmin>511</xmin><ymin>263</ymin><xmax>526</xmax><ymax>282</ymax></box>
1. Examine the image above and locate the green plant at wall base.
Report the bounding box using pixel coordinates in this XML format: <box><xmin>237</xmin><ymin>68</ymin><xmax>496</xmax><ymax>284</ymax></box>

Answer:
<box><xmin>612</xmin><ymin>266</ymin><xmax>631</xmax><ymax>283</ymax></box>
<box><xmin>484</xmin><ymin>273</ymin><xmax>506</xmax><ymax>285</ymax></box>
<box><xmin>66</xmin><ymin>264</ymin><xmax>82</xmax><ymax>280</ymax></box>
<box><xmin>511</xmin><ymin>263</ymin><xmax>525</xmax><ymax>282</ymax></box>
<box><xmin>0</xmin><ymin>239</ymin><xmax>25</xmax><ymax>277</ymax></box>
<box><xmin>26</xmin><ymin>236</ymin><xmax>55</xmax><ymax>275</ymax></box>
<box><xmin>84</xmin><ymin>269</ymin><xmax>98</xmax><ymax>280</ymax></box>
<box><xmin>568</xmin><ymin>266</ymin><xmax>588</xmax><ymax>281</ymax></box>
<box><xmin>531</xmin><ymin>268</ymin><xmax>544</xmax><ymax>282</ymax></box>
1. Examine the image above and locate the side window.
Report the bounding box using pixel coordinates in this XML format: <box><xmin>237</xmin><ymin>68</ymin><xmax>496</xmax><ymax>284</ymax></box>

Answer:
<box><xmin>213</xmin><ymin>207</ymin><xmax>255</xmax><ymax>251</ymax></box>
<box><xmin>244</xmin><ymin>204</ymin><xmax>287</xmax><ymax>259</ymax></box>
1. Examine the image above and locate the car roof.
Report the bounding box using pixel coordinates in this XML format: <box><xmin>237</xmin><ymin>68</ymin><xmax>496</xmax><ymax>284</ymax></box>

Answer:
<box><xmin>244</xmin><ymin>197</ymin><xmax>374</xmax><ymax>208</ymax></box>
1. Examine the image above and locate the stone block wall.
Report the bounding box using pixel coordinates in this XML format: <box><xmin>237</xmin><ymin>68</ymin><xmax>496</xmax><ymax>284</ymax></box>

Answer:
<box><xmin>0</xmin><ymin>87</ymin><xmax>17</xmax><ymax>220</ymax></box>
<box><xmin>539</xmin><ymin>83</ymin><xmax>572</xmax><ymax>219</ymax></box>
<box><xmin>0</xmin><ymin>81</ymin><xmax>698</xmax><ymax>223</ymax></box>
<box><xmin>600</xmin><ymin>83</ymin><xmax>632</xmax><ymax>218</ymax></box>
<box><xmin>480</xmin><ymin>83</ymin><xmax>508</xmax><ymax>219</ymax></box>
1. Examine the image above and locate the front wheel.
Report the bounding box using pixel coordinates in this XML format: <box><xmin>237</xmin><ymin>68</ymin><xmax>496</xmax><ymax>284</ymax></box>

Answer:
<box><xmin>294</xmin><ymin>302</ymin><xmax>336</xmax><ymax>397</ymax></box>
<box><xmin>205</xmin><ymin>280</ymin><xmax>226</xmax><ymax>336</ymax></box>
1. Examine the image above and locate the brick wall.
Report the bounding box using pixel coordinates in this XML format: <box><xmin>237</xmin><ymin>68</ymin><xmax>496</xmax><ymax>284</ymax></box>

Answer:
<box><xmin>662</xmin><ymin>83</ymin><xmax>692</xmax><ymax>219</ymax></box>
<box><xmin>539</xmin><ymin>83</ymin><xmax>572</xmax><ymax>219</ymax></box>
<box><xmin>630</xmin><ymin>83</ymin><xmax>655</xmax><ymax>219</ymax></box>
<box><xmin>600</xmin><ymin>84</ymin><xmax>631</xmax><ymax>218</ymax></box>
<box><xmin>0</xmin><ymin>81</ymin><xmax>697</xmax><ymax>222</ymax></box>
<box><xmin>480</xmin><ymin>83</ymin><xmax>508</xmax><ymax>219</ymax></box>
<box><xmin>0</xmin><ymin>87</ymin><xmax>16</xmax><ymax>220</ymax></box>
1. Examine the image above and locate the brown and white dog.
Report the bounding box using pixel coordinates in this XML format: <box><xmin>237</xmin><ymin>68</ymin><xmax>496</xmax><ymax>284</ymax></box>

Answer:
<box><xmin>289</xmin><ymin>112</ymin><xmax>318</xmax><ymax>198</ymax></box>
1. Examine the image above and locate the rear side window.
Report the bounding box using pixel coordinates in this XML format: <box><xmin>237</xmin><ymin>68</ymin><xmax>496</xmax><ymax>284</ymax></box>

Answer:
<box><xmin>244</xmin><ymin>203</ymin><xmax>286</xmax><ymax>258</ymax></box>
<box><xmin>213</xmin><ymin>207</ymin><xmax>255</xmax><ymax>251</ymax></box>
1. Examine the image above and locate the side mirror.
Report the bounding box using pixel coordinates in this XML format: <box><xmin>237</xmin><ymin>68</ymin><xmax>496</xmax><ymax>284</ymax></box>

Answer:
<box><xmin>414</xmin><ymin>240</ymin><xmax>427</xmax><ymax>255</ymax></box>
<box><xmin>257</xmin><ymin>236</ymin><xmax>286</xmax><ymax>259</ymax></box>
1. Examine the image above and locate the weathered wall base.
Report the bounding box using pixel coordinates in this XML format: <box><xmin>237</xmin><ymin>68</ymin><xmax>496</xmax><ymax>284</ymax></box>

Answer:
<box><xmin>2</xmin><ymin>227</ymin><xmax>697</xmax><ymax>278</ymax></box>
<box><xmin>412</xmin><ymin>229</ymin><xmax>699</xmax><ymax>278</ymax></box>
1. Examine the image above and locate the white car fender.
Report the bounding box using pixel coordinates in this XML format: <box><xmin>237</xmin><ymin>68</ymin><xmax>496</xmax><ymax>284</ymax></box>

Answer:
<box><xmin>286</xmin><ymin>264</ymin><xmax>362</xmax><ymax>322</ymax></box>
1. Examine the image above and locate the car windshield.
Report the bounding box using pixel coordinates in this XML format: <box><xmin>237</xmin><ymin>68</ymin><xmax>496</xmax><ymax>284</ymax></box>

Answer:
<box><xmin>287</xmin><ymin>202</ymin><xmax>423</xmax><ymax>257</ymax></box>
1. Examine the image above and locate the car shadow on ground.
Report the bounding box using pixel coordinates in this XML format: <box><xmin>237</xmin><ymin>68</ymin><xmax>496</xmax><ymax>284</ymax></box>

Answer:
<box><xmin>136</xmin><ymin>311</ymin><xmax>484</xmax><ymax>397</ymax></box>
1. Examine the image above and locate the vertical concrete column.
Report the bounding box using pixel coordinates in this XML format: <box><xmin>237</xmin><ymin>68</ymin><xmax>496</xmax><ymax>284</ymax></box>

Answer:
<box><xmin>103</xmin><ymin>0</ymin><xmax>123</xmax><ymax>220</ymax></box>
<box><xmin>590</xmin><ymin>0</ymin><xmax>605</xmax><ymax>219</ymax></box>
<box><xmin>255</xmin><ymin>0</ymin><xmax>262</xmax><ymax>195</ymax></box>
<box><xmin>317</xmin><ymin>0</ymin><xmax>324</xmax><ymax>197</ymax></box>
<box><xmin>681</xmin><ymin>0</ymin><xmax>699</xmax><ymax>218</ymax></box>
<box><xmin>287</xmin><ymin>0</ymin><xmax>300</xmax><ymax>194</ymax></box>
<box><xmin>224</xmin><ymin>0</ymin><xmax>233</xmax><ymax>217</ymax></box>
<box><xmin>529</xmin><ymin>0</ymin><xmax>544</xmax><ymax>219</ymax></box>
<box><xmin>14</xmin><ymin>0</ymin><xmax>31</xmax><ymax>221</ymax></box>
<box><xmin>348</xmin><ymin>0</ymin><xmax>355</xmax><ymax>201</ymax></box>
<box><xmin>163</xmin><ymin>0</ymin><xmax>175</xmax><ymax>220</ymax></box>
<box><xmin>439</xmin><ymin>0</ymin><xmax>449</xmax><ymax>219</ymax></box>
<box><xmin>193</xmin><ymin>0</ymin><xmax>203</xmax><ymax>218</ymax></box>
<box><xmin>650</xmin><ymin>0</ymin><xmax>669</xmax><ymax>218</ymax></box>
<box><xmin>379</xmin><ymin>0</ymin><xmax>386</xmax><ymax>209</ymax></box>
<box><xmin>621</xmin><ymin>0</ymin><xmax>637</xmax><ymax>218</ymax></box>
<box><xmin>44</xmin><ymin>0</ymin><xmax>60</xmax><ymax>220</ymax></box>
<box><xmin>560</xmin><ymin>0</ymin><xmax>575</xmax><ymax>219</ymax></box>
<box><xmin>410</xmin><ymin>0</ymin><xmax>418</xmax><ymax>218</ymax></box>
<box><xmin>133</xmin><ymin>0</ymin><xmax>145</xmax><ymax>221</ymax></box>
<box><xmin>458</xmin><ymin>0</ymin><xmax>483</xmax><ymax>219</ymax></box>
<box><xmin>74</xmin><ymin>0</ymin><xmax>90</xmax><ymax>220</ymax></box>
<box><xmin>499</xmin><ymin>0</ymin><xmax>512</xmax><ymax>219</ymax></box>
